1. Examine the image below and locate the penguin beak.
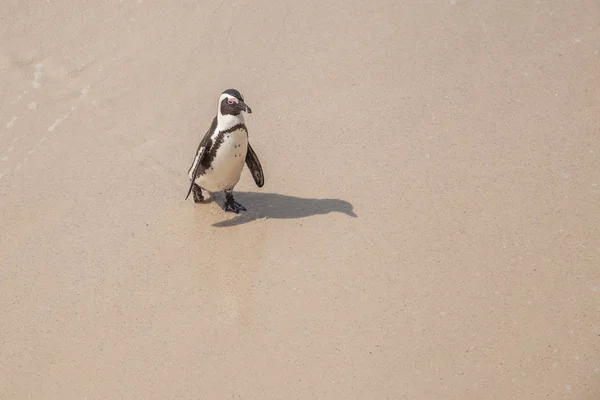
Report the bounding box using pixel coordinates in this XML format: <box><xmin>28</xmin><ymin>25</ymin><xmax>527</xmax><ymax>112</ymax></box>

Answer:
<box><xmin>239</xmin><ymin>100</ymin><xmax>252</xmax><ymax>114</ymax></box>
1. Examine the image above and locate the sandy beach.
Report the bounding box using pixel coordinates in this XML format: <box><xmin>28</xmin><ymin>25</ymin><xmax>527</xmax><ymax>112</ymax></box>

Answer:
<box><xmin>1</xmin><ymin>0</ymin><xmax>599</xmax><ymax>398</ymax></box>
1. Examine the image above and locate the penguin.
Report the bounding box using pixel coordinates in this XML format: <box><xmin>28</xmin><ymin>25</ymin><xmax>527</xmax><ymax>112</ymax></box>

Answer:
<box><xmin>185</xmin><ymin>89</ymin><xmax>264</xmax><ymax>213</ymax></box>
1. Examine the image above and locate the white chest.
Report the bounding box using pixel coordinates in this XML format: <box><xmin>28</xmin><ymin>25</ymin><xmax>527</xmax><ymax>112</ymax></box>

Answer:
<box><xmin>195</xmin><ymin>128</ymin><xmax>248</xmax><ymax>192</ymax></box>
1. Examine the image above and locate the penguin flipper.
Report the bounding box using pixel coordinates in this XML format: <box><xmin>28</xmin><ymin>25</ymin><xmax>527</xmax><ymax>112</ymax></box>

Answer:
<box><xmin>185</xmin><ymin>147</ymin><xmax>206</xmax><ymax>200</ymax></box>
<box><xmin>185</xmin><ymin>117</ymin><xmax>216</xmax><ymax>200</ymax></box>
<box><xmin>245</xmin><ymin>143</ymin><xmax>264</xmax><ymax>188</ymax></box>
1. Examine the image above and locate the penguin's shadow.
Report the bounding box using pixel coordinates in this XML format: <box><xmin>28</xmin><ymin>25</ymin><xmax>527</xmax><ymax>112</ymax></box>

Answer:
<box><xmin>207</xmin><ymin>191</ymin><xmax>357</xmax><ymax>227</ymax></box>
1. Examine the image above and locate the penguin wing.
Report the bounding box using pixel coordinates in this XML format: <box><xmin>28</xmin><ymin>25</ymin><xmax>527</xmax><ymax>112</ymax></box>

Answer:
<box><xmin>245</xmin><ymin>143</ymin><xmax>265</xmax><ymax>188</ymax></box>
<box><xmin>185</xmin><ymin>117</ymin><xmax>217</xmax><ymax>200</ymax></box>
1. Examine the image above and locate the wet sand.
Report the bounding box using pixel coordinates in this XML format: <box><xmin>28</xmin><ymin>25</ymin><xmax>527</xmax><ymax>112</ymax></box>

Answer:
<box><xmin>1</xmin><ymin>1</ymin><xmax>599</xmax><ymax>398</ymax></box>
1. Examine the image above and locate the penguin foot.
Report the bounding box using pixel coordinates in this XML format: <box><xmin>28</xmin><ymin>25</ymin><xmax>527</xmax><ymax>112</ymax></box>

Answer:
<box><xmin>223</xmin><ymin>191</ymin><xmax>246</xmax><ymax>213</ymax></box>
<box><xmin>223</xmin><ymin>200</ymin><xmax>247</xmax><ymax>213</ymax></box>
<box><xmin>192</xmin><ymin>184</ymin><xmax>204</xmax><ymax>203</ymax></box>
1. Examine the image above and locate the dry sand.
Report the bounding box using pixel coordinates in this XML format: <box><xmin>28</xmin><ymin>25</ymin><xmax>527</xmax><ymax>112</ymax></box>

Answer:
<box><xmin>1</xmin><ymin>0</ymin><xmax>599</xmax><ymax>398</ymax></box>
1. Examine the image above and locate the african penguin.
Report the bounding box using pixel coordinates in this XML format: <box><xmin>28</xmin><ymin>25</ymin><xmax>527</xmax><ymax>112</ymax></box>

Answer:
<box><xmin>185</xmin><ymin>89</ymin><xmax>264</xmax><ymax>213</ymax></box>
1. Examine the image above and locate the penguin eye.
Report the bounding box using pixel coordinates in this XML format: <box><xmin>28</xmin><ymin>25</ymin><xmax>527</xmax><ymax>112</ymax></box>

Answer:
<box><xmin>227</xmin><ymin>98</ymin><xmax>235</xmax><ymax>105</ymax></box>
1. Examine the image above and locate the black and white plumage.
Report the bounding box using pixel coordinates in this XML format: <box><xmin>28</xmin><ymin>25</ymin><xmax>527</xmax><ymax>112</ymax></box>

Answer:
<box><xmin>185</xmin><ymin>89</ymin><xmax>264</xmax><ymax>213</ymax></box>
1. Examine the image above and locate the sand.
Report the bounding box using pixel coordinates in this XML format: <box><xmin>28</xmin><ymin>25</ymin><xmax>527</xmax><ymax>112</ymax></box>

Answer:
<box><xmin>1</xmin><ymin>0</ymin><xmax>599</xmax><ymax>398</ymax></box>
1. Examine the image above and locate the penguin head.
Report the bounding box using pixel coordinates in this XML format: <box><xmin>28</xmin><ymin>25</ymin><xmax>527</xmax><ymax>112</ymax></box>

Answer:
<box><xmin>218</xmin><ymin>89</ymin><xmax>252</xmax><ymax>117</ymax></box>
